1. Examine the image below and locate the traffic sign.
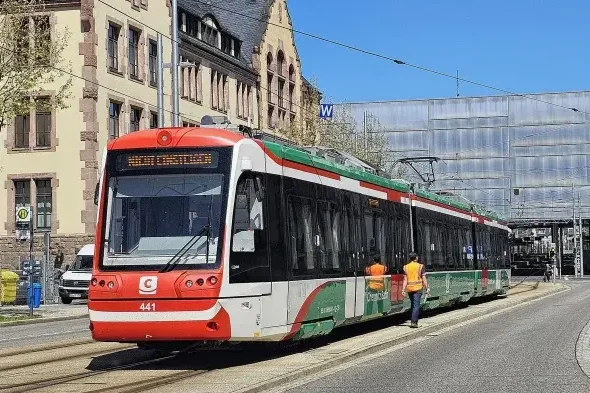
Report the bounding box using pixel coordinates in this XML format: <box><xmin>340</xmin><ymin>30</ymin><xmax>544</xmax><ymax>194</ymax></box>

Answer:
<box><xmin>319</xmin><ymin>104</ymin><xmax>333</xmax><ymax>119</ymax></box>
<box><xmin>16</xmin><ymin>206</ymin><xmax>31</xmax><ymax>223</ymax></box>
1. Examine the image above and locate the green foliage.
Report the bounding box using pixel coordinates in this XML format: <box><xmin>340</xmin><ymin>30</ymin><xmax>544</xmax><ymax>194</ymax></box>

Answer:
<box><xmin>0</xmin><ymin>0</ymin><xmax>73</xmax><ymax>130</ymax></box>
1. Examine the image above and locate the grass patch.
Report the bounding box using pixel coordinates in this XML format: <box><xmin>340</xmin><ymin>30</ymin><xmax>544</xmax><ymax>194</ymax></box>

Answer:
<box><xmin>0</xmin><ymin>314</ymin><xmax>42</xmax><ymax>323</ymax></box>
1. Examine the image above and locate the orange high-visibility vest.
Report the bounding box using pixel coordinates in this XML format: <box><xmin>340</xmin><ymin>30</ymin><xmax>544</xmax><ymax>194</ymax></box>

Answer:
<box><xmin>404</xmin><ymin>261</ymin><xmax>424</xmax><ymax>292</ymax></box>
<box><xmin>365</xmin><ymin>263</ymin><xmax>387</xmax><ymax>291</ymax></box>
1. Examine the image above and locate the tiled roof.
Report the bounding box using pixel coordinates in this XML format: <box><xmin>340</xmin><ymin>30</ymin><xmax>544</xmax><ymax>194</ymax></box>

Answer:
<box><xmin>178</xmin><ymin>0</ymin><xmax>273</xmax><ymax>70</ymax></box>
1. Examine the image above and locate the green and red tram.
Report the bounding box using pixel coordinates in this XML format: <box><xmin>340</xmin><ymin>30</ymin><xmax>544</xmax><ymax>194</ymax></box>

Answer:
<box><xmin>88</xmin><ymin>126</ymin><xmax>510</xmax><ymax>344</ymax></box>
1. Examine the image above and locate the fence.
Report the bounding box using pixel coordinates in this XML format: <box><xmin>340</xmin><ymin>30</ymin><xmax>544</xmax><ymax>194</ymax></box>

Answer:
<box><xmin>0</xmin><ymin>253</ymin><xmax>61</xmax><ymax>306</ymax></box>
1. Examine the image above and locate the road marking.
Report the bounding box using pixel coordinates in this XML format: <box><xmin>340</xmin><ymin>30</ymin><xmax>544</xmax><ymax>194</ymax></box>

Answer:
<box><xmin>0</xmin><ymin>329</ymin><xmax>88</xmax><ymax>342</ymax></box>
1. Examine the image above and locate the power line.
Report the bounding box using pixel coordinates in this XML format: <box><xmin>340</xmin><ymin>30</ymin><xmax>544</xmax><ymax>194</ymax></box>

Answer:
<box><xmin>192</xmin><ymin>0</ymin><xmax>590</xmax><ymax>117</ymax></box>
<box><xmin>0</xmin><ymin>46</ymin><xmax>203</xmax><ymax>125</ymax></box>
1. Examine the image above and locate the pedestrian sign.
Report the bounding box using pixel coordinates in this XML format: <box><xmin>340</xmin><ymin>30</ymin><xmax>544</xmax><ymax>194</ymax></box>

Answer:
<box><xmin>16</xmin><ymin>206</ymin><xmax>31</xmax><ymax>223</ymax></box>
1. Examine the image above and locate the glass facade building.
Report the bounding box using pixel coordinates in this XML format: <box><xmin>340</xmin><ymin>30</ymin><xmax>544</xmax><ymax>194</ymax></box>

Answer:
<box><xmin>336</xmin><ymin>91</ymin><xmax>590</xmax><ymax>221</ymax></box>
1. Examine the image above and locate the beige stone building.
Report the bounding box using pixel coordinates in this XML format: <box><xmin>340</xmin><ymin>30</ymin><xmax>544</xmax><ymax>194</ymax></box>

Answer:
<box><xmin>0</xmin><ymin>0</ymin><xmax>320</xmax><ymax>268</ymax></box>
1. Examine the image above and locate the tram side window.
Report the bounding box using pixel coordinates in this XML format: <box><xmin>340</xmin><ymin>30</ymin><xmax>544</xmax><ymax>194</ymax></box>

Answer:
<box><xmin>341</xmin><ymin>208</ymin><xmax>355</xmax><ymax>275</ymax></box>
<box><xmin>317</xmin><ymin>201</ymin><xmax>341</xmax><ymax>275</ymax></box>
<box><xmin>422</xmin><ymin>220</ymin><xmax>434</xmax><ymax>269</ymax></box>
<box><xmin>229</xmin><ymin>174</ymin><xmax>270</xmax><ymax>283</ymax></box>
<box><xmin>287</xmin><ymin>196</ymin><xmax>315</xmax><ymax>276</ymax></box>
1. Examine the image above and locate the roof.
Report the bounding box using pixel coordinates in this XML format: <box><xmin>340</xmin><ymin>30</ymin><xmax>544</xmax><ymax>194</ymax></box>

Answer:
<box><xmin>178</xmin><ymin>0</ymin><xmax>273</xmax><ymax>70</ymax></box>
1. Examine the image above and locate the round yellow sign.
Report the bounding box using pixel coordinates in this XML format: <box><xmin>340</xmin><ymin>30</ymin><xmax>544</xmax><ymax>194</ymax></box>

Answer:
<box><xmin>16</xmin><ymin>207</ymin><xmax>29</xmax><ymax>220</ymax></box>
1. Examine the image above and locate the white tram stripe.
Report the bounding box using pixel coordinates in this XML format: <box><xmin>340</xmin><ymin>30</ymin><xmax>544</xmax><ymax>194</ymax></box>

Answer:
<box><xmin>89</xmin><ymin>303</ymin><xmax>221</xmax><ymax>322</ymax></box>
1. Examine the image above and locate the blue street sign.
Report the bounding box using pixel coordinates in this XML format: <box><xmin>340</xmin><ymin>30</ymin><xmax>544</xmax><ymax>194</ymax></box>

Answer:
<box><xmin>319</xmin><ymin>104</ymin><xmax>334</xmax><ymax>119</ymax></box>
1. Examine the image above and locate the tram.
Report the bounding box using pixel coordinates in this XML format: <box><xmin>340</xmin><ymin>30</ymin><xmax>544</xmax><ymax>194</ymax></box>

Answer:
<box><xmin>88</xmin><ymin>126</ymin><xmax>511</xmax><ymax>344</ymax></box>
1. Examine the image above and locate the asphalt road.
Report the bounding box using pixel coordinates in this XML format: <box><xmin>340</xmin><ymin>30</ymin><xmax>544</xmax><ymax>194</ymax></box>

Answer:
<box><xmin>287</xmin><ymin>283</ymin><xmax>590</xmax><ymax>393</ymax></box>
<box><xmin>0</xmin><ymin>317</ymin><xmax>90</xmax><ymax>349</ymax></box>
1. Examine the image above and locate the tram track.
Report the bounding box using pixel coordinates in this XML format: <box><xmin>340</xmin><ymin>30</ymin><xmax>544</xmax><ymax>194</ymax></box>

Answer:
<box><xmin>0</xmin><ymin>350</ymin><xmax>179</xmax><ymax>393</ymax></box>
<box><xmin>0</xmin><ymin>343</ymin><xmax>135</xmax><ymax>372</ymax></box>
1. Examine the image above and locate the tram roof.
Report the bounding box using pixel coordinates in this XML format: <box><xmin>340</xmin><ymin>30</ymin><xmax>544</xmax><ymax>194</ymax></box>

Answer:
<box><xmin>107</xmin><ymin>127</ymin><xmax>505</xmax><ymax>223</ymax></box>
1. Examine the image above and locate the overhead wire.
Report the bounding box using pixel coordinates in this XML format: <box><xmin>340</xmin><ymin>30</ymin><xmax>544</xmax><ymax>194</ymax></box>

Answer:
<box><xmin>192</xmin><ymin>0</ymin><xmax>590</xmax><ymax>116</ymax></box>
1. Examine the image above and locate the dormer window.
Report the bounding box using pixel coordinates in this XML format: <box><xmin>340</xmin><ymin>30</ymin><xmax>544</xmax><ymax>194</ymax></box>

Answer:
<box><xmin>201</xmin><ymin>16</ymin><xmax>219</xmax><ymax>47</ymax></box>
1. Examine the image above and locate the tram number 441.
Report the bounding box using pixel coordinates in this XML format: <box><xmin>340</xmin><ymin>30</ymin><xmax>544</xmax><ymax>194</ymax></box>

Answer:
<box><xmin>139</xmin><ymin>302</ymin><xmax>156</xmax><ymax>311</ymax></box>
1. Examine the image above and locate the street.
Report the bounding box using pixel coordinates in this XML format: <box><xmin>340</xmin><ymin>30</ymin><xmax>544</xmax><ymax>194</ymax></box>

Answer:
<box><xmin>280</xmin><ymin>282</ymin><xmax>590</xmax><ymax>393</ymax></box>
<box><xmin>0</xmin><ymin>314</ymin><xmax>89</xmax><ymax>350</ymax></box>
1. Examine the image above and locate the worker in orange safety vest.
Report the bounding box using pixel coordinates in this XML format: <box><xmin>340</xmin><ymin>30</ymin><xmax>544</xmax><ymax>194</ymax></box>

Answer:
<box><xmin>402</xmin><ymin>252</ymin><xmax>430</xmax><ymax>328</ymax></box>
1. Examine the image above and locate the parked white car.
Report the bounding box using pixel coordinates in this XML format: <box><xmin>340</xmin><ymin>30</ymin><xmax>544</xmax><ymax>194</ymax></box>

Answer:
<box><xmin>58</xmin><ymin>244</ymin><xmax>94</xmax><ymax>304</ymax></box>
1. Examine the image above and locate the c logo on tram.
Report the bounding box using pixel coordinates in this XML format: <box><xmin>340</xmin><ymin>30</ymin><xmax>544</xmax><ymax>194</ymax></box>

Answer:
<box><xmin>139</xmin><ymin>276</ymin><xmax>158</xmax><ymax>295</ymax></box>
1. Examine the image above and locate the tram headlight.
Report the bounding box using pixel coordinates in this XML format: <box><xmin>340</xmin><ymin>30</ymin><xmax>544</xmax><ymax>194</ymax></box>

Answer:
<box><xmin>91</xmin><ymin>278</ymin><xmax>97</xmax><ymax>286</ymax></box>
<box><xmin>208</xmin><ymin>276</ymin><xmax>218</xmax><ymax>285</ymax></box>
<box><xmin>99</xmin><ymin>280</ymin><xmax>105</xmax><ymax>287</ymax></box>
<box><xmin>107</xmin><ymin>281</ymin><xmax>115</xmax><ymax>289</ymax></box>
<box><xmin>185</xmin><ymin>280</ymin><xmax>193</xmax><ymax>288</ymax></box>
<box><xmin>196</xmin><ymin>278</ymin><xmax>204</xmax><ymax>286</ymax></box>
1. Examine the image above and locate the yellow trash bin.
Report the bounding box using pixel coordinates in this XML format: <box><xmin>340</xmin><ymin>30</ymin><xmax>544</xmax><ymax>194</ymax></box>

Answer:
<box><xmin>0</xmin><ymin>270</ymin><xmax>19</xmax><ymax>304</ymax></box>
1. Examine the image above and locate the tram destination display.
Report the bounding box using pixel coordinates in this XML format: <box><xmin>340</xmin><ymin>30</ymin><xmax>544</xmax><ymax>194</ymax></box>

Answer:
<box><xmin>116</xmin><ymin>151</ymin><xmax>219</xmax><ymax>171</ymax></box>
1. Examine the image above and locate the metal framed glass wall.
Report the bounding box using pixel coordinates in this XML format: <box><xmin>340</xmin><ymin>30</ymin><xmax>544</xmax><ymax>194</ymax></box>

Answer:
<box><xmin>338</xmin><ymin>91</ymin><xmax>590</xmax><ymax>220</ymax></box>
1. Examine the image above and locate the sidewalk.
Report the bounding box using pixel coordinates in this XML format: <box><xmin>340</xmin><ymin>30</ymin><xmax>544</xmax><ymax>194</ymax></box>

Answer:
<box><xmin>0</xmin><ymin>302</ymin><xmax>88</xmax><ymax>326</ymax></box>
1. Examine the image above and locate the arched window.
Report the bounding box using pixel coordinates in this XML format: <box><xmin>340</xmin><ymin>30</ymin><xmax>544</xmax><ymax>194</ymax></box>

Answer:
<box><xmin>289</xmin><ymin>64</ymin><xmax>295</xmax><ymax>82</ymax></box>
<box><xmin>277</xmin><ymin>50</ymin><xmax>285</xmax><ymax>76</ymax></box>
<box><xmin>266</xmin><ymin>52</ymin><xmax>273</xmax><ymax>70</ymax></box>
<box><xmin>201</xmin><ymin>15</ymin><xmax>219</xmax><ymax>47</ymax></box>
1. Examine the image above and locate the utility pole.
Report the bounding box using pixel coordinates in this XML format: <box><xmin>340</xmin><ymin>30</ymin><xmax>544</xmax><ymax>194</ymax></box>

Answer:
<box><xmin>573</xmin><ymin>183</ymin><xmax>578</xmax><ymax>278</ymax></box>
<box><xmin>171</xmin><ymin>0</ymin><xmax>180</xmax><ymax>127</ymax></box>
<box><xmin>578</xmin><ymin>191</ymin><xmax>584</xmax><ymax>278</ymax></box>
<box><xmin>363</xmin><ymin>110</ymin><xmax>367</xmax><ymax>152</ymax></box>
<box><xmin>28</xmin><ymin>208</ymin><xmax>34</xmax><ymax>317</ymax></box>
<box><xmin>157</xmin><ymin>33</ymin><xmax>164</xmax><ymax>127</ymax></box>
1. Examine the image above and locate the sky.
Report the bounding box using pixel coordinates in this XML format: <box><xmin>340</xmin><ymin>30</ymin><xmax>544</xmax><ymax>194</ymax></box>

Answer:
<box><xmin>288</xmin><ymin>0</ymin><xmax>589</xmax><ymax>104</ymax></box>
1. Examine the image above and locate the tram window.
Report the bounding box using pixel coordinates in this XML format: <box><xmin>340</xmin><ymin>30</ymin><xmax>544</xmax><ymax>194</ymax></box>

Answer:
<box><xmin>317</xmin><ymin>201</ymin><xmax>341</xmax><ymax>275</ymax></box>
<box><xmin>341</xmin><ymin>208</ymin><xmax>353</xmax><ymax>274</ymax></box>
<box><xmin>231</xmin><ymin>176</ymin><xmax>264</xmax><ymax>252</ymax></box>
<box><xmin>287</xmin><ymin>196</ymin><xmax>315</xmax><ymax>276</ymax></box>
<box><xmin>229</xmin><ymin>173</ymin><xmax>270</xmax><ymax>283</ymax></box>
<box><xmin>376</xmin><ymin>214</ymin><xmax>387</xmax><ymax>268</ymax></box>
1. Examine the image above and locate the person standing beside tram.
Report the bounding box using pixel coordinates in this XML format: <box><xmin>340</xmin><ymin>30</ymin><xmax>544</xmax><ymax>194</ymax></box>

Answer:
<box><xmin>402</xmin><ymin>252</ymin><xmax>430</xmax><ymax>328</ymax></box>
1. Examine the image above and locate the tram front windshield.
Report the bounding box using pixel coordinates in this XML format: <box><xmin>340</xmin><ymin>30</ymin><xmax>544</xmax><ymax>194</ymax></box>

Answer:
<box><xmin>100</xmin><ymin>150</ymin><xmax>228</xmax><ymax>271</ymax></box>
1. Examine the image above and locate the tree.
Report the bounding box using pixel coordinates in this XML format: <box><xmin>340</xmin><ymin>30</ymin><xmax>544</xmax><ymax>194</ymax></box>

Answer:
<box><xmin>0</xmin><ymin>0</ymin><xmax>72</xmax><ymax>131</ymax></box>
<box><xmin>286</xmin><ymin>78</ymin><xmax>409</xmax><ymax>178</ymax></box>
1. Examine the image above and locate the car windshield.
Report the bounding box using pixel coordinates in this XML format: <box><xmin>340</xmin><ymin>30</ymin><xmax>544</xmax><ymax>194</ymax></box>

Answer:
<box><xmin>102</xmin><ymin>173</ymin><xmax>224</xmax><ymax>268</ymax></box>
<box><xmin>71</xmin><ymin>254</ymin><xmax>93</xmax><ymax>271</ymax></box>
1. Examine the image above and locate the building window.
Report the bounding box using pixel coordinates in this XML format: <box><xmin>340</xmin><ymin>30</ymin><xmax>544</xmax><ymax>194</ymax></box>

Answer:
<box><xmin>14</xmin><ymin>113</ymin><xmax>30</xmax><ymax>148</ymax></box>
<box><xmin>130</xmin><ymin>107</ymin><xmax>142</xmax><ymax>132</ymax></box>
<box><xmin>278</xmin><ymin>109</ymin><xmax>286</xmax><ymax>129</ymax></box>
<box><xmin>268</xmin><ymin>106</ymin><xmax>274</xmax><ymax>129</ymax></box>
<box><xmin>289</xmin><ymin>84</ymin><xmax>295</xmax><ymax>112</ymax></box>
<box><xmin>128</xmin><ymin>28</ymin><xmax>140</xmax><ymax>78</ymax></box>
<box><xmin>109</xmin><ymin>101</ymin><xmax>121</xmax><ymax>139</ymax></box>
<box><xmin>277</xmin><ymin>51</ymin><xmax>284</xmax><ymax>77</ymax></box>
<box><xmin>33</xmin><ymin>16</ymin><xmax>51</xmax><ymax>65</ymax></box>
<box><xmin>179</xmin><ymin>58</ymin><xmax>201</xmax><ymax>102</ymax></box>
<box><xmin>201</xmin><ymin>21</ymin><xmax>218</xmax><ymax>47</ymax></box>
<box><xmin>267</xmin><ymin>73</ymin><xmax>273</xmax><ymax>105</ymax></box>
<box><xmin>278</xmin><ymin>79</ymin><xmax>285</xmax><ymax>109</ymax></box>
<box><xmin>36</xmin><ymin>179</ymin><xmax>52</xmax><ymax>230</ymax></box>
<box><xmin>149</xmin><ymin>40</ymin><xmax>157</xmax><ymax>86</ymax></box>
<box><xmin>289</xmin><ymin>64</ymin><xmax>295</xmax><ymax>82</ymax></box>
<box><xmin>14</xmin><ymin>180</ymin><xmax>30</xmax><ymax>208</ymax></box>
<box><xmin>210</xmin><ymin>70</ymin><xmax>227</xmax><ymax>112</ymax></box>
<box><xmin>108</xmin><ymin>23</ymin><xmax>120</xmax><ymax>72</ymax></box>
<box><xmin>35</xmin><ymin>98</ymin><xmax>51</xmax><ymax>147</ymax></box>
<box><xmin>150</xmin><ymin>112</ymin><xmax>158</xmax><ymax>129</ymax></box>
<box><xmin>221</xmin><ymin>35</ymin><xmax>232</xmax><ymax>55</ymax></box>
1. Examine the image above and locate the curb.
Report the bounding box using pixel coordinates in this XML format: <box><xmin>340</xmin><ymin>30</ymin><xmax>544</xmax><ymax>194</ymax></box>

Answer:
<box><xmin>0</xmin><ymin>313</ymin><xmax>88</xmax><ymax>328</ymax></box>
<box><xmin>238</xmin><ymin>284</ymin><xmax>569</xmax><ymax>393</ymax></box>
